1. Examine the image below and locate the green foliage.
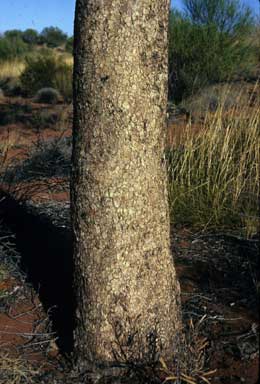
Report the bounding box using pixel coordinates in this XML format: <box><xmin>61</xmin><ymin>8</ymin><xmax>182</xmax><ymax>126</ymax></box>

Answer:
<box><xmin>65</xmin><ymin>36</ymin><xmax>73</xmax><ymax>53</ymax></box>
<box><xmin>53</xmin><ymin>62</ymin><xmax>73</xmax><ymax>102</ymax></box>
<box><xmin>39</xmin><ymin>26</ymin><xmax>68</xmax><ymax>47</ymax></box>
<box><xmin>169</xmin><ymin>1</ymin><xmax>256</xmax><ymax>102</ymax></box>
<box><xmin>0</xmin><ymin>35</ymin><xmax>30</xmax><ymax>61</ymax></box>
<box><xmin>20</xmin><ymin>55</ymin><xmax>57</xmax><ymax>95</ymax></box>
<box><xmin>34</xmin><ymin>87</ymin><xmax>61</xmax><ymax>104</ymax></box>
<box><xmin>20</xmin><ymin>53</ymin><xmax>72</xmax><ymax>100</ymax></box>
<box><xmin>183</xmin><ymin>0</ymin><xmax>253</xmax><ymax>32</ymax></box>
<box><xmin>4</xmin><ymin>29</ymin><xmax>23</xmax><ymax>39</ymax></box>
<box><xmin>22</xmin><ymin>29</ymin><xmax>39</xmax><ymax>45</ymax></box>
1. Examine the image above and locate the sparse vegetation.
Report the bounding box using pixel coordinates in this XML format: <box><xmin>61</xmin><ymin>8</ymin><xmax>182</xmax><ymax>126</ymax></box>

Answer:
<box><xmin>20</xmin><ymin>54</ymin><xmax>72</xmax><ymax>101</ymax></box>
<box><xmin>0</xmin><ymin>353</ymin><xmax>40</xmax><ymax>384</ymax></box>
<box><xmin>0</xmin><ymin>2</ymin><xmax>259</xmax><ymax>381</ymax></box>
<box><xmin>5</xmin><ymin>136</ymin><xmax>71</xmax><ymax>183</ymax></box>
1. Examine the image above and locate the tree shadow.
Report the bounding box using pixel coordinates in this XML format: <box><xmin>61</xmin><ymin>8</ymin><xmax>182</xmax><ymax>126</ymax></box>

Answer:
<box><xmin>0</xmin><ymin>193</ymin><xmax>74</xmax><ymax>353</ymax></box>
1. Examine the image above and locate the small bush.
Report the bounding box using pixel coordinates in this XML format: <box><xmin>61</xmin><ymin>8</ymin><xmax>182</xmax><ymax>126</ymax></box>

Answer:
<box><xmin>29</xmin><ymin>110</ymin><xmax>60</xmax><ymax>129</ymax></box>
<box><xmin>169</xmin><ymin>4</ymin><xmax>257</xmax><ymax>102</ymax></box>
<box><xmin>5</xmin><ymin>136</ymin><xmax>72</xmax><ymax>183</ymax></box>
<box><xmin>0</xmin><ymin>37</ymin><xmax>29</xmax><ymax>61</ymax></box>
<box><xmin>180</xmin><ymin>83</ymin><xmax>243</xmax><ymax>117</ymax></box>
<box><xmin>53</xmin><ymin>62</ymin><xmax>73</xmax><ymax>102</ymax></box>
<box><xmin>20</xmin><ymin>54</ymin><xmax>72</xmax><ymax>101</ymax></box>
<box><xmin>0</xmin><ymin>77</ymin><xmax>23</xmax><ymax>97</ymax></box>
<box><xmin>22</xmin><ymin>28</ymin><xmax>39</xmax><ymax>45</ymax></box>
<box><xmin>34</xmin><ymin>87</ymin><xmax>61</xmax><ymax>104</ymax></box>
<box><xmin>65</xmin><ymin>36</ymin><xmax>73</xmax><ymax>54</ymax></box>
<box><xmin>39</xmin><ymin>26</ymin><xmax>68</xmax><ymax>48</ymax></box>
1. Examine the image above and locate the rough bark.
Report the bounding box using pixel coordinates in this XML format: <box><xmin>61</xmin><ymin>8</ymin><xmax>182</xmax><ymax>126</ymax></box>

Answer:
<box><xmin>71</xmin><ymin>0</ymin><xmax>182</xmax><ymax>372</ymax></box>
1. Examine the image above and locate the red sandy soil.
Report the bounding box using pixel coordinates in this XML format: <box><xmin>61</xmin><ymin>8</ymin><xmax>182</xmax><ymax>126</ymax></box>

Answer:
<box><xmin>0</xmin><ymin>96</ymin><xmax>259</xmax><ymax>383</ymax></box>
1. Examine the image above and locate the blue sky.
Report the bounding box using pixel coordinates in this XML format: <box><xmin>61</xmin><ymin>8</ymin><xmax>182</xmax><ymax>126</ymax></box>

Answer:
<box><xmin>0</xmin><ymin>0</ymin><xmax>259</xmax><ymax>36</ymax></box>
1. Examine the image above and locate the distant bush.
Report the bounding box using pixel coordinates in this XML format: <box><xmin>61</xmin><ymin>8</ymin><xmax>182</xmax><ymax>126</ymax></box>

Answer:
<box><xmin>65</xmin><ymin>36</ymin><xmax>73</xmax><ymax>54</ymax></box>
<box><xmin>4</xmin><ymin>29</ymin><xmax>23</xmax><ymax>40</ymax></box>
<box><xmin>39</xmin><ymin>27</ymin><xmax>68</xmax><ymax>47</ymax></box>
<box><xmin>20</xmin><ymin>55</ymin><xmax>57</xmax><ymax>95</ymax></box>
<box><xmin>180</xmin><ymin>83</ymin><xmax>243</xmax><ymax>117</ymax></box>
<box><xmin>20</xmin><ymin>54</ymin><xmax>72</xmax><ymax>100</ymax></box>
<box><xmin>169</xmin><ymin>1</ymin><xmax>257</xmax><ymax>102</ymax></box>
<box><xmin>34</xmin><ymin>87</ymin><xmax>61</xmax><ymax>104</ymax></box>
<box><xmin>22</xmin><ymin>29</ymin><xmax>39</xmax><ymax>45</ymax></box>
<box><xmin>0</xmin><ymin>36</ymin><xmax>29</xmax><ymax>61</ymax></box>
<box><xmin>53</xmin><ymin>62</ymin><xmax>73</xmax><ymax>102</ymax></box>
<box><xmin>0</xmin><ymin>77</ymin><xmax>22</xmax><ymax>97</ymax></box>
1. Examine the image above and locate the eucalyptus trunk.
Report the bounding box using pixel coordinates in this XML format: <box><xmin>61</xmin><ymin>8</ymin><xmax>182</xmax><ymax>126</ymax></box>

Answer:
<box><xmin>71</xmin><ymin>0</ymin><xmax>181</xmax><ymax>373</ymax></box>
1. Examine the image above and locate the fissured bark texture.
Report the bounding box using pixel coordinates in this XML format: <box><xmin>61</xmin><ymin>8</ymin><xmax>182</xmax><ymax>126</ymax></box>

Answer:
<box><xmin>71</xmin><ymin>0</ymin><xmax>181</xmax><ymax>371</ymax></box>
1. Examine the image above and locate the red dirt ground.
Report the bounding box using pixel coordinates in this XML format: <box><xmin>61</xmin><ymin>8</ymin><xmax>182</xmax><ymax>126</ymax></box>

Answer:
<box><xmin>0</xmin><ymin>96</ymin><xmax>259</xmax><ymax>383</ymax></box>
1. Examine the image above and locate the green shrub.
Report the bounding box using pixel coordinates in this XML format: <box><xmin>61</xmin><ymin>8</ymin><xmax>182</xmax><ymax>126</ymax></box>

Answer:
<box><xmin>28</xmin><ymin>110</ymin><xmax>60</xmax><ymax>130</ymax></box>
<box><xmin>34</xmin><ymin>87</ymin><xmax>61</xmax><ymax>104</ymax></box>
<box><xmin>0</xmin><ymin>36</ymin><xmax>29</xmax><ymax>61</ymax></box>
<box><xmin>169</xmin><ymin>2</ymin><xmax>256</xmax><ymax>102</ymax></box>
<box><xmin>4</xmin><ymin>30</ymin><xmax>23</xmax><ymax>40</ymax></box>
<box><xmin>65</xmin><ymin>36</ymin><xmax>73</xmax><ymax>54</ymax></box>
<box><xmin>20</xmin><ymin>54</ymin><xmax>72</xmax><ymax>100</ymax></box>
<box><xmin>22</xmin><ymin>29</ymin><xmax>39</xmax><ymax>45</ymax></box>
<box><xmin>0</xmin><ymin>77</ymin><xmax>23</xmax><ymax>97</ymax></box>
<box><xmin>53</xmin><ymin>62</ymin><xmax>72</xmax><ymax>102</ymax></box>
<box><xmin>39</xmin><ymin>27</ymin><xmax>68</xmax><ymax>47</ymax></box>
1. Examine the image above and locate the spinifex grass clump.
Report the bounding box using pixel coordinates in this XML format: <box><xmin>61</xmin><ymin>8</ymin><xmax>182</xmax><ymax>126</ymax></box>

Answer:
<box><xmin>167</xmin><ymin>84</ymin><xmax>259</xmax><ymax>237</ymax></box>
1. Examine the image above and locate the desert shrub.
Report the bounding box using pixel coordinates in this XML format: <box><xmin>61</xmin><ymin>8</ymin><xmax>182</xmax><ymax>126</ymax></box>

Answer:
<box><xmin>183</xmin><ymin>0</ymin><xmax>253</xmax><ymax>31</ymax></box>
<box><xmin>39</xmin><ymin>26</ymin><xmax>67</xmax><ymax>47</ymax></box>
<box><xmin>169</xmin><ymin>2</ymin><xmax>256</xmax><ymax>102</ymax></box>
<box><xmin>180</xmin><ymin>83</ymin><xmax>245</xmax><ymax>117</ymax></box>
<box><xmin>34</xmin><ymin>87</ymin><xmax>61</xmax><ymax>104</ymax></box>
<box><xmin>20</xmin><ymin>54</ymin><xmax>72</xmax><ymax>100</ymax></box>
<box><xmin>0</xmin><ymin>77</ymin><xmax>23</xmax><ymax>97</ymax></box>
<box><xmin>28</xmin><ymin>110</ymin><xmax>61</xmax><ymax>130</ymax></box>
<box><xmin>22</xmin><ymin>28</ymin><xmax>39</xmax><ymax>45</ymax></box>
<box><xmin>5</xmin><ymin>137</ymin><xmax>71</xmax><ymax>184</ymax></box>
<box><xmin>53</xmin><ymin>62</ymin><xmax>73</xmax><ymax>101</ymax></box>
<box><xmin>65</xmin><ymin>36</ymin><xmax>73</xmax><ymax>53</ymax></box>
<box><xmin>167</xmin><ymin>84</ymin><xmax>259</xmax><ymax>237</ymax></box>
<box><xmin>0</xmin><ymin>103</ymin><xmax>33</xmax><ymax>126</ymax></box>
<box><xmin>4</xmin><ymin>29</ymin><xmax>23</xmax><ymax>40</ymax></box>
<box><xmin>0</xmin><ymin>36</ymin><xmax>29</xmax><ymax>61</ymax></box>
<box><xmin>20</xmin><ymin>54</ymin><xmax>57</xmax><ymax>95</ymax></box>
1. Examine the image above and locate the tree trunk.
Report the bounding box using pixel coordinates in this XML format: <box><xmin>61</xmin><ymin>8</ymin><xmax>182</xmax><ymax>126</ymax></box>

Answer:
<box><xmin>71</xmin><ymin>0</ymin><xmax>181</xmax><ymax>373</ymax></box>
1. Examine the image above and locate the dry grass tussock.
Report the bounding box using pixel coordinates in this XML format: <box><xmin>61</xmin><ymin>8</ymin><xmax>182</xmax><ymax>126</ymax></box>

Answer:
<box><xmin>101</xmin><ymin>316</ymin><xmax>214</xmax><ymax>384</ymax></box>
<box><xmin>158</xmin><ymin>316</ymin><xmax>215</xmax><ymax>384</ymax></box>
<box><xmin>0</xmin><ymin>60</ymin><xmax>25</xmax><ymax>81</ymax></box>
<box><xmin>167</xmin><ymin>82</ymin><xmax>260</xmax><ymax>237</ymax></box>
<box><xmin>0</xmin><ymin>352</ymin><xmax>41</xmax><ymax>384</ymax></box>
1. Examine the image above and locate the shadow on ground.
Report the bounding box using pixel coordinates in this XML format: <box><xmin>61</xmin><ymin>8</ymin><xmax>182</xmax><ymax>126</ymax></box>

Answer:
<box><xmin>0</xmin><ymin>192</ymin><xmax>74</xmax><ymax>353</ymax></box>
